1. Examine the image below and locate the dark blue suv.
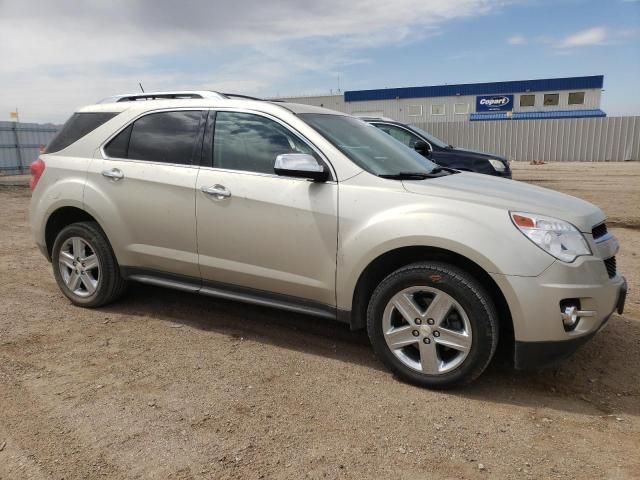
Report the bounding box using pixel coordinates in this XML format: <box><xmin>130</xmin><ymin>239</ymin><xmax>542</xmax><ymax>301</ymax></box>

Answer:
<box><xmin>364</xmin><ymin>118</ymin><xmax>512</xmax><ymax>178</ymax></box>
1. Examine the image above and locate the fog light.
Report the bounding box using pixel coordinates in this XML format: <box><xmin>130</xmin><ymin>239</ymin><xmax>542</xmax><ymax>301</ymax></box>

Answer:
<box><xmin>560</xmin><ymin>299</ymin><xmax>596</xmax><ymax>332</ymax></box>
<box><xmin>561</xmin><ymin>306</ymin><xmax>580</xmax><ymax>330</ymax></box>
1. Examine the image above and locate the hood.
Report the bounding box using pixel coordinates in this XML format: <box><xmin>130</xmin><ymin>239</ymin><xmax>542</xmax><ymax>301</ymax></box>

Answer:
<box><xmin>402</xmin><ymin>172</ymin><xmax>605</xmax><ymax>232</ymax></box>
<box><xmin>451</xmin><ymin>146</ymin><xmax>507</xmax><ymax>162</ymax></box>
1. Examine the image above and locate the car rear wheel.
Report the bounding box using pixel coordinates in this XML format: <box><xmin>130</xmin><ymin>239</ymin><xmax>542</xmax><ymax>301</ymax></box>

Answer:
<box><xmin>52</xmin><ymin>221</ymin><xmax>127</xmax><ymax>307</ymax></box>
<box><xmin>367</xmin><ymin>262</ymin><xmax>498</xmax><ymax>388</ymax></box>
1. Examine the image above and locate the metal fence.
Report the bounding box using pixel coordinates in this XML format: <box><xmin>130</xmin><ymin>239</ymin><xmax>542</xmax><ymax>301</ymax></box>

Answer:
<box><xmin>0</xmin><ymin>121</ymin><xmax>60</xmax><ymax>175</ymax></box>
<box><xmin>414</xmin><ymin>116</ymin><xmax>640</xmax><ymax>162</ymax></box>
<box><xmin>0</xmin><ymin>116</ymin><xmax>638</xmax><ymax>174</ymax></box>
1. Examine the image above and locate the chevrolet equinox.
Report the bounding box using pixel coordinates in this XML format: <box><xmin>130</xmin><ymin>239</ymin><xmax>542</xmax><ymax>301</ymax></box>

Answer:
<box><xmin>30</xmin><ymin>91</ymin><xmax>627</xmax><ymax>388</ymax></box>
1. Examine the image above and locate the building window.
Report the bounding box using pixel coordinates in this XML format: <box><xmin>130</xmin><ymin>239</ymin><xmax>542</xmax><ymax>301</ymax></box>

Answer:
<box><xmin>431</xmin><ymin>104</ymin><xmax>445</xmax><ymax>116</ymax></box>
<box><xmin>407</xmin><ymin>105</ymin><xmax>423</xmax><ymax>117</ymax></box>
<box><xmin>543</xmin><ymin>93</ymin><xmax>559</xmax><ymax>106</ymax></box>
<box><xmin>520</xmin><ymin>94</ymin><xmax>535</xmax><ymax>107</ymax></box>
<box><xmin>568</xmin><ymin>91</ymin><xmax>585</xmax><ymax>105</ymax></box>
<box><xmin>454</xmin><ymin>103</ymin><xmax>468</xmax><ymax>114</ymax></box>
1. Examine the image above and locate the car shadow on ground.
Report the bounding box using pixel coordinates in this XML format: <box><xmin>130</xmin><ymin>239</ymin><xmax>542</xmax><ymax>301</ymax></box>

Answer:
<box><xmin>100</xmin><ymin>283</ymin><xmax>640</xmax><ymax>418</ymax></box>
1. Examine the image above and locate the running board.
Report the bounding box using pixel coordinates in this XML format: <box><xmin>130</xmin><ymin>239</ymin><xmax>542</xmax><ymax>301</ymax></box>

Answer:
<box><xmin>127</xmin><ymin>271</ymin><xmax>337</xmax><ymax>321</ymax></box>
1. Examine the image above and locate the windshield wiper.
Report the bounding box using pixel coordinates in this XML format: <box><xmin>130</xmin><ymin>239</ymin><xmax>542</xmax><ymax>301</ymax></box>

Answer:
<box><xmin>379</xmin><ymin>168</ymin><xmax>459</xmax><ymax>180</ymax></box>
<box><xmin>379</xmin><ymin>172</ymin><xmax>439</xmax><ymax>180</ymax></box>
<box><xmin>430</xmin><ymin>166</ymin><xmax>459</xmax><ymax>174</ymax></box>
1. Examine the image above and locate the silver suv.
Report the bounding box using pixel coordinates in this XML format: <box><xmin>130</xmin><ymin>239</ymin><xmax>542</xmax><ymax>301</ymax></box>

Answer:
<box><xmin>30</xmin><ymin>91</ymin><xmax>627</xmax><ymax>388</ymax></box>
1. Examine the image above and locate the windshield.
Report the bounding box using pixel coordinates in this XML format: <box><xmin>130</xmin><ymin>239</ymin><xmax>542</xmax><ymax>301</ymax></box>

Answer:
<box><xmin>407</xmin><ymin>125</ymin><xmax>450</xmax><ymax>149</ymax></box>
<box><xmin>299</xmin><ymin>114</ymin><xmax>437</xmax><ymax>176</ymax></box>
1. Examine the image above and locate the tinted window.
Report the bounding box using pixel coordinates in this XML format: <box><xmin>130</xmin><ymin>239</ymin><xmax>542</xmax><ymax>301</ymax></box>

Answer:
<box><xmin>46</xmin><ymin>112</ymin><xmax>118</xmax><ymax>153</ymax></box>
<box><xmin>374</xmin><ymin>124</ymin><xmax>420</xmax><ymax>148</ymax></box>
<box><xmin>213</xmin><ymin>112</ymin><xmax>316</xmax><ymax>174</ymax></box>
<box><xmin>126</xmin><ymin>111</ymin><xmax>202</xmax><ymax>164</ymax></box>
<box><xmin>104</xmin><ymin>125</ymin><xmax>132</xmax><ymax>159</ymax></box>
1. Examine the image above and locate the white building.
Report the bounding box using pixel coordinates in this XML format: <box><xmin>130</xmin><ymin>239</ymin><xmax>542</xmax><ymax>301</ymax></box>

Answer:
<box><xmin>275</xmin><ymin>75</ymin><xmax>605</xmax><ymax>123</ymax></box>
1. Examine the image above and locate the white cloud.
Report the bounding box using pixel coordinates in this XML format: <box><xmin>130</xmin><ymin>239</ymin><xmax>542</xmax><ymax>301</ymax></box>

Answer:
<box><xmin>507</xmin><ymin>34</ymin><xmax>526</xmax><ymax>45</ymax></box>
<box><xmin>556</xmin><ymin>26</ymin><xmax>608</xmax><ymax>49</ymax></box>
<box><xmin>0</xmin><ymin>0</ymin><xmax>510</xmax><ymax>122</ymax></box>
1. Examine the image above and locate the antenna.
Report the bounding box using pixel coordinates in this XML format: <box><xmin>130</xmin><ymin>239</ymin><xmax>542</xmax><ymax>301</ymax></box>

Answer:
<box><xmin>138</xmin><ymin>82</ymin><xmax>145</xmax><ymax>93</ymax></box>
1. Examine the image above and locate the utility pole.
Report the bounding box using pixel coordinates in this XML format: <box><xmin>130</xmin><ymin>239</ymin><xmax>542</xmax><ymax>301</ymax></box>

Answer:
<box><xmin>11</xmin><ymin>108</ymin><xmax>25</xmax><ymax>174</ymax></box>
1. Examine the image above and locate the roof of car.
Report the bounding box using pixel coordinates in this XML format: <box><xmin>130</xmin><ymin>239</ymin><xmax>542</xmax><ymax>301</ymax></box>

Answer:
<box><xmin>77</xmin><ymin>92</ymin><xmax>346</xmax><ymax>117</ymax></box>
<box><xmin>359</xmin><ymin>116</ymin><xmax>397</xmax><ymax>122</ymax></box>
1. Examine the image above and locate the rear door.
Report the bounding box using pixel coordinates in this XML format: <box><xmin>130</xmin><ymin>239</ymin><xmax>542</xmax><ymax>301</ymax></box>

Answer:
<box><xmin>85</xmin><ymin>109</ymin><xmax>205</xmax><ymax>278</ymax></box>
<box><xmin>195</xmin><ymin>110</ymin><xmax>338</xmax><ymax>306</ymax></box>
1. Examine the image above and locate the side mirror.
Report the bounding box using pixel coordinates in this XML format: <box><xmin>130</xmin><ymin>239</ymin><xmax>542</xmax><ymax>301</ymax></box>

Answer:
<box><xmin>413</xmin><ymin>140</ymin><xmax>431</xmax><ymax>157</ymax></box>
<box><xmin>274</xmin><ymin>153</ymin><xmax>329</xmax><ymax>182</ymax></box>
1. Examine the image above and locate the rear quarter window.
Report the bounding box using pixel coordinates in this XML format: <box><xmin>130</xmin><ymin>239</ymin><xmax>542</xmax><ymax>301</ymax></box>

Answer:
<box><xmin>45</xmin><ymin>112</ymin><xmax>119</xmax><ymax>153</ymax></box>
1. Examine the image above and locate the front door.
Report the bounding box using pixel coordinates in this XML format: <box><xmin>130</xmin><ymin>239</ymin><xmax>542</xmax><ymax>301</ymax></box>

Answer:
<box><xmin>195</xmin><ymin>111</ymin><xmax>338</xmax><ymax>306</ymax></box>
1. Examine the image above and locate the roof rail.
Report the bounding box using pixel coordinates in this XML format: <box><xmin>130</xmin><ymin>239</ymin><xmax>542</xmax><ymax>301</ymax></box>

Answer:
<box><xmin>221</xmin><ymin>93</ymin><xmax>265</xmax><ymax>101</ymax></box>
<box><xmin>98</xmin><ymin>91</ymin><xmax>226</xmax><ymax>103</ymax></box>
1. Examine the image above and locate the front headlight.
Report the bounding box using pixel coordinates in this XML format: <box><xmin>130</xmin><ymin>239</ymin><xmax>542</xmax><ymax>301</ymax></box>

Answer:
<box><xmin>488</xmin><ymin>159</ymin><xmax>506</xmax><ymax>172</ymax></box>
<box><xmin>510</xmin><ymin>212</ymin><xmax>591</xmax><ymax>263</ymax></box>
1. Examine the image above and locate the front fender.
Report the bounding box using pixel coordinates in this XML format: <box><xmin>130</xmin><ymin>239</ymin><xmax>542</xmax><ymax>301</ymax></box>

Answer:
<box><xmin>335</xmin><ymin>181</ymin><xmax>554</xmax><ymax>311</ymax></box>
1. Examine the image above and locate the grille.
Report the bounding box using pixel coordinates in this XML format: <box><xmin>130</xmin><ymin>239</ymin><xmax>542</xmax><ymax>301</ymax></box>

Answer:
<box><xmin>604</xmin><ymin>256</ymin><xmax>617</xmax><ymax>278</ymax></box>
<box><xmin>592</xmin><ymin>223</ymin><xmax>608</xmax><ymax>240</ymax></box>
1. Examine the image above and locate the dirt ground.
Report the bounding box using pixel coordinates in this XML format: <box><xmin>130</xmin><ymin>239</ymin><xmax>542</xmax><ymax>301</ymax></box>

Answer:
<box><xmin>1</xmin><ymin>162</ymin><xmax>639</xmax><ymax>480</ymax></box>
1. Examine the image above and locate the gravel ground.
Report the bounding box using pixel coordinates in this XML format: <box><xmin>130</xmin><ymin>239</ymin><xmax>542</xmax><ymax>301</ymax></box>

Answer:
<box><xmin>0</xmin><ymin>162</ymin><xmax>639</xmax><ymax>480</ymax></box>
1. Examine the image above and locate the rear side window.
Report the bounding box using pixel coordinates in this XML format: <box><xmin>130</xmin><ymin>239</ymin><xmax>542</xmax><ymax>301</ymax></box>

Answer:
<box><xmin>46</xmin><ymin>112</ymin><xmax>118</xmax><ymax>153</ymax></box>
<box><xmin>104</xmin><ymin>111</ymin><xmax>203</xmax><ymax>165</ymax></box>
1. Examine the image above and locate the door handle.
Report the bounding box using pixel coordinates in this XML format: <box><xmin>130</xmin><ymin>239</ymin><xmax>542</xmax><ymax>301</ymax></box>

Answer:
<box><xmin>101</xmin><ymin>168</ymin><xmax>124</xmax><ymax>181</ymax></box>
<box><xmin>201</xmin><ymin>184</ymin><xmax>231</xmax><ymax>200</ymax></box>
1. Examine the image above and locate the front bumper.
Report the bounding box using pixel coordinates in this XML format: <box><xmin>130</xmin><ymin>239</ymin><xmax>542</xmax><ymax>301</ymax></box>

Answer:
<box><xmin>490</xmin><ymin>243</ymin><xmax>627</xmax><ymax>369</ymax></box>
<box><xmin>513</xmin><ymin>276</ymin><xmax>626</xmax><ymax>369</ymax></box>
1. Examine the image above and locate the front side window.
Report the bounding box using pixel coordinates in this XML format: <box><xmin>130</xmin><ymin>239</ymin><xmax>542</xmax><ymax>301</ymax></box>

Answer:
<box><xmin>374</xmin><ymin>124</ymin><xmax>421</xmax><ymax>148</ymax></box>
<box><xmin>406</xmin><ymin>125</ymin><xmax>450</xmax><ymax>149</ymax></box>
<box><xmin>213</xmin><ymin>112</ymin><xmax>317</xmax><ymax>174</ymax></box>
<box><xmin>568</xmin><ymin>91</ymin><xmax>585</xmax><ymax>105</ymax></box>
<box><xmin>105</xmin><ymin>111</ymin><xmax>203</xmax><ymax>165</ymax></box>
<box><xmin>544</xmin><ymin>94</ymin><xmax>559</xmax><ymax>106</ymax></box>
<box><xmin>300</xmin><ymin>114</ymin><xmax>437</xmax><ymax>176</ymax></box>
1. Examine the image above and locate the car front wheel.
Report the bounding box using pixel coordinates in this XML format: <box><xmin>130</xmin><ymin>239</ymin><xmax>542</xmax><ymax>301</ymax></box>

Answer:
<box><xmin>367</xmin><ymin>262</ymin><xmax>498</xmax><ymax>389</ymax></box>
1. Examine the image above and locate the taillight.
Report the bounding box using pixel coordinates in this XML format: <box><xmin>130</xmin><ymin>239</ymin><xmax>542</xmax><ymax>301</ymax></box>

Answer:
<box><xmin>29</xmin><ymin>158</ymin><xmax>46</xmax><ymax>190</ymax></box>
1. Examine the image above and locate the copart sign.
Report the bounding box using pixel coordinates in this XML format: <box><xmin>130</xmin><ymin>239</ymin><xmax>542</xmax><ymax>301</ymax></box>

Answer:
<box><xmin>476</xmin><ymin>94</ymin><xmax>514</xmax><ymax>112</ymax></box>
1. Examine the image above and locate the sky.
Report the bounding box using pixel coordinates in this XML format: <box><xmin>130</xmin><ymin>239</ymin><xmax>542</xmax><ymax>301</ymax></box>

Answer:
<box><xmin>0</xmin><ymin>0</ymin><xmax>639</xmax><ymax>124</ymax></box>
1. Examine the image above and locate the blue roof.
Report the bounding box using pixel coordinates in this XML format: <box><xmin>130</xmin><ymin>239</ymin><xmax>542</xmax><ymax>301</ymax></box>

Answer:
<box><xmin>469</xmin><ymin>109</ymin><xmax>607</xmax><ymax>121</ymax></box>
<box><xmin>344</xmin><ymin>76</ymin><xmax>604</xmax><ymax>102</ymax></box>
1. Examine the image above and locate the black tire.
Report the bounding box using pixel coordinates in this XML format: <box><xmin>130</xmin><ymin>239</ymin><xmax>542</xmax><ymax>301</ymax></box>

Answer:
<box><xmin>367</xmin><ymin>262</ymin><xmax>498</xmax><ymax>389</ymax></box>
<box><xmin>51</xmin><ymin>221</ymin><xmax>127</xmax><ymax>308</ymax></box>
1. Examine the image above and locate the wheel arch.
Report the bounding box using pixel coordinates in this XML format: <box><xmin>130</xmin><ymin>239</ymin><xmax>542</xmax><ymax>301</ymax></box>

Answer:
<box><xmin>349</xmin><ymin>246</ymin><xmax>514</xmax><ymax>356</ymax></box>
<box><xmin>44</xmin><ymin>206</ymin><xmax>102</xmax><ymax>260</ymax></box>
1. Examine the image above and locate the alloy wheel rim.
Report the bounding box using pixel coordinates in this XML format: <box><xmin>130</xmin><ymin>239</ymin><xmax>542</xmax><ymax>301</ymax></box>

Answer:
<box><xmin>58</xmin><ymin>237</ymin><xmax>100</xmax><ymax>298</ymax></box>
<box><xmin>382</xmin><ymin>286</ymin><xmax>472</xmax><ymax>375</ymax></box>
